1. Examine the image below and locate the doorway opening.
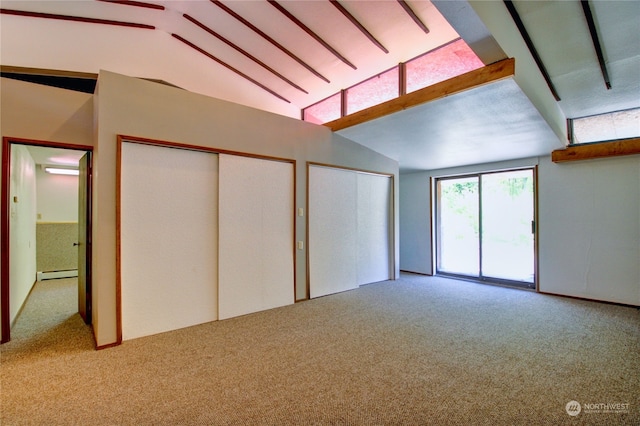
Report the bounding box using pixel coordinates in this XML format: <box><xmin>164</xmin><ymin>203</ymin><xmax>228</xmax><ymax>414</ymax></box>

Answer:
<box><xmin>435</xmin><ymin>168</ymin><xmax>536</xmax><ymax>289</ymax></box>
<box><xmin>1</xmin><ymin>138</ymin><xmax>93</xmax><ymax>344</ymax></box>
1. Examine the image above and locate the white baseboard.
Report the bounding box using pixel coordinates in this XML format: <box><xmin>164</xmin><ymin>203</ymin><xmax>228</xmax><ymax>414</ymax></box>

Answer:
<box><xmin>36</xmin><ymin>269</ymin><xmax>78</xmax><ymax>281</ymax></box>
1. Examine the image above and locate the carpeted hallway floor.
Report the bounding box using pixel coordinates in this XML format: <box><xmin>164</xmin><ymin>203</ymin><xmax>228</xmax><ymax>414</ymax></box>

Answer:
<box><xmin>1</xmin><ymin>274</ymin><xmax>639</xmax><ymax>425</ymax></box>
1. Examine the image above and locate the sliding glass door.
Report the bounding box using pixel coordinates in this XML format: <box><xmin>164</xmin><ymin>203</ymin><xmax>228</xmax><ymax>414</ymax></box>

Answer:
<box><xmin>436</xmin><ymin>169</ymin><xmax>535</xmax><ymax>287</ymax></box>
<box><xmin>437</xmin><ymin>176</ymin><xmax>480</xmax><ymax>276</ymax></box>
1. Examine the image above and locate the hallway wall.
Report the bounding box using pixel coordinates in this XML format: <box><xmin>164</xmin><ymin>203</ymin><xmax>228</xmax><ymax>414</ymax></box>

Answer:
<box><xmin>8</xmin><ymin>145</ymin><xmax>37</xmax><ymax>325</ymax></box>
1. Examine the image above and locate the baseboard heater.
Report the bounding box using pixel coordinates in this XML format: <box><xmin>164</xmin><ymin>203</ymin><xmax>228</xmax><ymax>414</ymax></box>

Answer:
<box><xmin>36</xmin><ymin>269</ymin><xmax>78</xmax><ymax>281</ymax></box>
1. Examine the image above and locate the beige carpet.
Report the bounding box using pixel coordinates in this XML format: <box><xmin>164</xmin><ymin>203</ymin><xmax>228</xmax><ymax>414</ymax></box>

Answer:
<box><xmin>1</xmin><ymin>274</ymin><xmax>638</xmax><ymax>425</ymax></box>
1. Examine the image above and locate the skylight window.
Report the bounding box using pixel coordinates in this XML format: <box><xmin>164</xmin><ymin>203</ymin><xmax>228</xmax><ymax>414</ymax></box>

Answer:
<box><xmin>302</xmin><ymin>39</ymin><xmax>484</xmax><ymax>124</ymax></box>
<box><xmin>571</xmin><ymin>107</ymin><xmax>640</xmax><ymax>144</ymax></box>
<box><xmin>346</xmin><ymin>67</ymin><xmax>399</xmax><ymax>115</ymax></box>
<box><xmin>405</xmin><ymin>39</ymin><xmax>484</xmax><ymax>93</ymax></box>
<box><xmin>303</xmin><ymin>93</ymin><xmax>342</xmax><ymax>125</ymax></box>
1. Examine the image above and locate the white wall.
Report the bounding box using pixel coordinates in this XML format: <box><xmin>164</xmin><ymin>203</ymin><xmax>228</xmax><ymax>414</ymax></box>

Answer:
<box><xmin>399</xmin><ymin>155</ymin><xmax>640</xmax><ymax>306</ymax></box>
<box><xmin>94</xmin><ymin>70</ymin><xmax>398</xmax><ymax>347</ymax></box>
<box><xmin>538</xmin><ymin>155</ymin><xmax>640</xmax><ymax>305</ymax></box>
<box><xmin>399</xmin><ymin>172</ymin><xmax>432</xmax><ymax>274</ymax></box>
<box><xmin>35</xmin><ymin>166</ymin><xmax>78</xmax><ymax>222</ymax></box>
<box><xmin>9</xmin><ymin>145</ymin><xmax>37</xmax><ymax>325</ymax></box>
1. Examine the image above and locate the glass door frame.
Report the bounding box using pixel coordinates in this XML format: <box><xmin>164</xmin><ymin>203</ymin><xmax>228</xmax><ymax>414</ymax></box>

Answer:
<box><xmin>434</xmin><ymin>167</ymin><xmax>538</xmax><ymax>290</ymax></box>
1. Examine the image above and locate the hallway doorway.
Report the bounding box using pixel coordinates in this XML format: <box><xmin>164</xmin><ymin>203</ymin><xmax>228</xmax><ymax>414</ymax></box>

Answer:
<box><xmin>1</xmin><ymin>138</ymin><xmax>93</xmax><ymax>344</ymax></box>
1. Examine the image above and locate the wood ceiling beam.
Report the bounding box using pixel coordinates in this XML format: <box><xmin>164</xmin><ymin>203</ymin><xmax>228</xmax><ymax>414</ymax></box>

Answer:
<box><xmin>580</xmin><ymin>0</ymin><xmax>611</xmax><ymax>90</ymax></box>
<box><xmin>329</xmin><ymin>0</ymin><xmax>388</xmax><ymax>54</ymax></box>
<box><xmin>552</xmin><ymin>138</ymin><xmax>640</xmax><ymax>163</ymax></box>
<box><xmin>210</xmin><ymin>0</ymin><xmax>330</xmax><ymax>84</ymax></box>
<box><xmin>0</xmin><ymin>8</ymin><xmax>154</xmax><ymax>30</ymax></box>
<box><xmin>324</xmin><ymin>58</ymin><xmax>515</xmax><ymax>132</ymax></box>
<box><xmin>183</xmin><ymin>14</ymin><xmax>308</xmax><ymax>94</ymax></box>
<box><xmin>268</xmin><ymin>0</ymin><xmax>357</xmax><ymax>70</ymax></box>
<box><xmin>171</xmin><ymin>33</ymin><xmax>290</xmax><ymax>104</ymax></box>
<box><xmin>503</xmin><ymin>1</ymin><xmax>560</xmax><ymax>101</ymax></box>
<box><xmin>96</xmin><ymin>0</ymin><xmax>165</xmax><ymax>11</ymax></box>
<box><xmin>397</xmin><ymin>0</ymin><xmax>429</xmax><ymax>35</ymax></box>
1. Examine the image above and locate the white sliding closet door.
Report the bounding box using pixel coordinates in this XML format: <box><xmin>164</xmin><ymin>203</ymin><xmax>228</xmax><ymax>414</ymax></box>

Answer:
<box><xmin>120</xmin><ymin>142</ymin><xmax>218</xmax><ymax>340</ymax></box>
<box><xmin>309</xmin><ymin>166</ymin><xmax>392</xmax><ymax>299</ymax></box>
<box><xmin>357</xmin><ymin>173</ymin><xmax>392</xmax><ymax>285</ymax></box>
<box><xmin>218</xmin><ymin>154</ymin><xmax>294</xmax><ymax>320</ymax></box>
<box><xmin>309</xmin><ymin>166</ymin><xmax>358</xmax><ymax>298</ymax></box>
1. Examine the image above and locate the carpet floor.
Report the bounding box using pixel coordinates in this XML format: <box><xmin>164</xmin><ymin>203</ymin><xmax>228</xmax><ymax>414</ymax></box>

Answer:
<box><xmin>1</xmin><ymin>274</ymin><xmax>639</xmax><ymax>425</ymax></box>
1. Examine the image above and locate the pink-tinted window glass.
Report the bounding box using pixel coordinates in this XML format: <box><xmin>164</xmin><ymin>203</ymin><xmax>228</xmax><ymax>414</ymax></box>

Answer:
<box><xmin>303</xmin><ymin>93</ymin><xmax>342</xmax><ymax>124</ymax></box>
<box><xmin>346</xmin><ymin>67</ymin><xmax>399</xmax><ymax>115</ymax></box>
<box><xmin>406</xmin><ymin>39</ymin><xmax>484</xmax><ymax>93</ymax></box>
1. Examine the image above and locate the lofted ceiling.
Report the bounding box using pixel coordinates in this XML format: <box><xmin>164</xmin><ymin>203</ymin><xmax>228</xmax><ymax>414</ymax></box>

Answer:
<box><xmin>512</xmin><ymin>0</ymin><xmax>640</xmax><ymax>119</ymax></box>
<box><xmin>1</xmin><ymin>1</ymin><xmax>639</xmax><ymax>172</ymax></box>
<box><xmin>339</xmin><ymin>0</ymin><xmax>640</xmax><ymax>170</ymax></box>
<box><xmin>0</xmin><ymin>0</ymin><xmax>460</xmax><ymax>117</ymax></box>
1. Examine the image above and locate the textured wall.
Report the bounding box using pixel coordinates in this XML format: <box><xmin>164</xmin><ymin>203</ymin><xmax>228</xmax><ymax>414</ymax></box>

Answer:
<box><xmin>36</xmin><ymin>167</ymin><xmax>79</xmax><ymax>222</ymax></box>
<box><xmin>36</xmin><ymin>222</ymin><xmax>78</xmax><ymax>272</ymax></box>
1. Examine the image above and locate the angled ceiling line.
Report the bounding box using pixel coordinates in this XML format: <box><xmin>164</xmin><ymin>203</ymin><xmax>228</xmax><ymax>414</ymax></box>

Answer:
<box><xmin>170</xmin><ymin>33</ymin><xmax>291</xmax><ymax>104</ymax></box>
<box><xmin>503</xmin><ymin>1</ymin><xmax>561</xmax><ymax>102</ymax></box>
<box><xmin>0</xmin><ymin>8</ymin><xmax>155</xmax><ymax>30</ymax></box>
<box><xmin>580</xmin><ymin>0</ymin><xmax>611</xmax><ymax>90</ymax></box>
<box><xmin>329</xmin><ymin>0</ymin><xmax>388</xmax><ymax>54</ymax></box>
<box><xmin>0</xmin><ymin>65</ymin><xmax>99</xmax><ymax>80</ymax></box>
<box><xmin>96</xmin><ymin>0</ymin><xmax>165</xmax><ymax>11</ymax></box>
<box><xmin>182</xmin><ymin>14</ymin><xmax>308</xmax><ymax>94</ymax></box>
<box><xmin>267</xmin><ymin>0</ymin><xmax>357</xmax><ymax>70</ymax></box>
<box><xmin>397</xmin><ymin>0</ymin><xmax>429</xmax><ymax>35</ymax></box>
<box><xmin>210</xmin><ymin>1</ymin><xmax>330</xmax><ymax>84</ymax></box>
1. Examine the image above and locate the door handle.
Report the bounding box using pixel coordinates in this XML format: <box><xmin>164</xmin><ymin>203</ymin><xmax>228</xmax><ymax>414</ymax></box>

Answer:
<box><xmin>73</xmin><ymin>242</ymin><xmax>80</xmax><ymax>246</ymax></box>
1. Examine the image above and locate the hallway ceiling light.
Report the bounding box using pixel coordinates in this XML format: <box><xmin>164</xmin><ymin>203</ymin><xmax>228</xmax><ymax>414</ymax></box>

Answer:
<box><xmin>44</xmin><ymin>167</ymin><xmax>79</xmax><ymax>176</ymax></box>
